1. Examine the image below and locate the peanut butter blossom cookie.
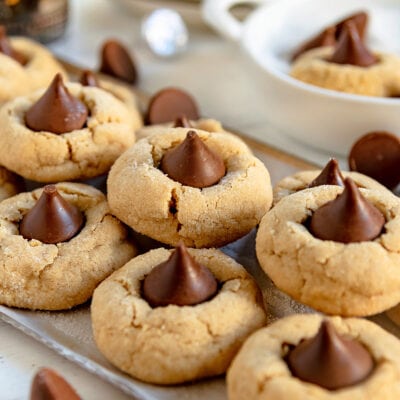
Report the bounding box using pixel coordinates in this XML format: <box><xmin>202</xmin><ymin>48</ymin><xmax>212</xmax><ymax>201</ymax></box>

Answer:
<box><xmin>227</xmin><ymin>314</ymin><xmax>400</xmax><ymax>400</ymax></box>
<box><xmin>0</xmin><ymin>26</ymin><xmax>67</xmax><ymax>104</ymax></box>
<box><xmin>108</xmin><ymin>128</ymin><xmax>273</xmax><ymax>247</ymax></box>
<box><xmin>256</xmin><ymin>178</ymin><xmax>400</xmax><ymax>316</ymax></box>
<box><xmin>91</xmin><ymin>244</ymin><xmax>266</xmax><ymax>384</ymax></box>
<box><xmin>0</xmin><ymin>74</ymin><xmax>135</xmax><ymax>182</ymax></box>
<box><xmin>0</xmin><ymin>183</ymin><xmax>136</xmax><ymax>310</ymax></box>
<box><xmin>291</xmin><ymin>21</ymin><xmax>400</xmax><ymax>97</ymax></box>
<box><xmin>273</xmin><ymin>158</ymin><xmax>390</xmax><ymax>205</ymax></box>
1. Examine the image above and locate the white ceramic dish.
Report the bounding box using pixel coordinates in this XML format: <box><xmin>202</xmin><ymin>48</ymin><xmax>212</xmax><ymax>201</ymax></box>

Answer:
<box><xmin>203</xmin><ymin>0</ymin><xmax>400</xmax><ymax>156</ymax></box>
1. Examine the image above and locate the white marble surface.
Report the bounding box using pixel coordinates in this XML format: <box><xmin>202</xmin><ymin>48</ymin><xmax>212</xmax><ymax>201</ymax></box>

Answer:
<box><xmin>0</xmin><ymin>1</ymin><xmax>330</xmax><ymax>399</ymax></box>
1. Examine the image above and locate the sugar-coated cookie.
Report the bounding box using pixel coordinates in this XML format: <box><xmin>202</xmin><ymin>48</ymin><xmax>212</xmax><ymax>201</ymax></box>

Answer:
<box><xmin>256</xmin><ymin>184</ymin><xmax>400</xmax><ymax>316</ymax></box>
<box><xmin>91</xmin><ymin>247</ymin><xmax>266</xmax><ymax>384</ymax></box>
<box><xmin>228</xmin><ymin>314</ymin><xmax>400</xmax><ymax>400</ymax></box>
<box><xmin>108</xmin><ymin>128</ymin><xmax>273</xmax><ymax>248</ymax></box>
<box><xmin>0</xmin><ymin>81</ymin><xmax>135</xmax><ymax>182</ymax></box>
<box><xmin>0</xmin><ymin>183</ymin><xmax>136</xmax><ymax>310</ymax></box>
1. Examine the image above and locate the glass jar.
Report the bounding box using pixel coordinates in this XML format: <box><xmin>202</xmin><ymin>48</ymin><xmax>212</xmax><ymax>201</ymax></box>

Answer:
<box><xmin>0</xmin><ymin>0</ymin><xmax>68</xmax><ymax>43</ymax></box>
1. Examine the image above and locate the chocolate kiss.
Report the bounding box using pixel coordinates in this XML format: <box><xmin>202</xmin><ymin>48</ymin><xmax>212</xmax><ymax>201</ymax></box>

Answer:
<box><xmin>308</xmin><ymin>159</ymin><xmax>345</xmax><ymax>188</ymax></box>
<box><xmin>330</xmin><ymin>21</ymin><xmax>377</xmax><ymax>67</ymax></box>
<box><xmin>99</xmin><ymin>39</ymin><xmax>137</xmax><ymax>84</ymax></box>
<box><xmin>349</xmin><ymin>131</ymin><xmax>400</xmax><ymax>190</ymax></box>
<box><xmin>292</xmin><ymin>26</ymin><xmax>337</xmax><ymax>61</ymax></box>
<box><xmin>336</xmin><ymin>12</ymin><xmax>368</xmax><ymax>41</ymax></box>
<box><xmin>25</xmin><ymin>73</ymin><xmax>88</xmax><ymax>134</ymax></box>
<box><xmin>142</xmin><ymin>242</ymin><xmax>218</xmax><ymax>307</ymax></box>
<box><xmin>20</xmin><ymin>185</ymin><xmax>84</xmax><ymax>244</ymax></box>
<box><xmin>160</xmin><ymin>131</ymin><xmax>226</xmax><ymax>188</ymax></box>
<box><xmin>30</xmin><ymin>368</ymin><xmax>81</xmax><ymax>400</ymax></box>
<box><xmin>309</xmin><ymin>178</ymin><xmax>384</xmax><ymax>243</ymax></box>
<box><xmin>287</xmin><ymin>320</ymin><xmax>374</xmax><ymax>390</ymax></box>
<box><xmin>145</xmin><ymin>88</ymin><xmax>199</xmax><ymax>125</ymax></box>
<box><xmin>80</xmin><ymin>70</ymin><xmax>99</xmax><ymax>87</ymax></box>
<box><xmin>0</xmin><ymin>25</ymin><xmax>27</xmax><ymax>65</ymax></box>
<box><xmin>174</xmin><ymin>115</ymin><xmax>192</xmax><ymax>128</ymax></box>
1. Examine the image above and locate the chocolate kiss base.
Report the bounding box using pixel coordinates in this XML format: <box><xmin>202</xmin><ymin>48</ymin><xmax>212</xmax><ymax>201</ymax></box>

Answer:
<box><xmin>142</xmin><ymin>242</ymin><xmax>218</xmax><ymax>307</ymax></box>
<box><xmin>286</xmin><ymin>320</ymin><xmax>374</xmax><ymax>390</ymax></box>
<box><xmin>160</xmin><ymin>130</ymin><xmax>226</xmax><ymax>188</ymax></box>
<box><xmin>308</xmin><ymin>178</ymin><xmax>385</xmax><ymax>243</ymax></box>
<box><xmin>20</xmin><ymin>185</ymin><xmax>84</xmax><ymax>244</ymax></box>
<box><xmin>25</xmin><ymin>73</ymin><xmax>88</xmax><ymax>134</ymax></box>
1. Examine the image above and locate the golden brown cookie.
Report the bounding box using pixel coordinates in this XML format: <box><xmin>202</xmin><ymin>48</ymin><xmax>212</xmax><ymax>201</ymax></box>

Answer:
<box><xmin>227</xmin><ymin>314</ymin><xmax>400</xmax><ymax>400</ymax></box>
<box><xmin>256</xmin><ymin>185</ymin><xmax>400</xmax><ymax>316</ymax></box>
<box><xmin>0</xmin><ymin>182</ymin><xmax>136</xmax><ymax>310</ymax></box>
<box><xmin>0</xmin><ymin>83</ymin><xmax>135</xmax><ymax>182</ymax></box>
<box><xmin>273</xmin><ymin>169</ymin><xmax>390</xmax><ymax>205</ymax></box>
<box><xmin>0</xmin><ymin>37</ymin><xmax>67</xmax><ymax>104</ymax></box>
<box><xmin>0</xmin><ymin>166</ymin><xmax>23</xmax><ymax>202</ymax></box>
<box><xmin>291</xmin><ymin>47</ymin><xmax>400</xmax><ymax>97</ymax></box>
<box><xmin>91</xmin><ymin>247</ymin><xmax>267</xmax><ymax>384</ymax></box>
<box><xmin>107</xmin><ymin>128</ymin><xmax>273</xmax><ymax>248</ymax></box>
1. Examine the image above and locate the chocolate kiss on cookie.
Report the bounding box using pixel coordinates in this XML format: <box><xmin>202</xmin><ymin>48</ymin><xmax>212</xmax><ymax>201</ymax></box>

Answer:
<box><xmin>308</xmin><ymin>158</ymin><xmax>345</xmax><ymax>188</ymax></box>
<box><xmin>80</xmin><ymin>70</ymin><xmax>99</xmax><ymax>87</ymax></box>
<box><xmin>142</xmin><ymin>242</ymin><xmax>218</xmax><ymax>307</ymax></box>
<box><xmin>25</xmin><ymin>73</ymin><xmax>88</xmax><ymax>134</ymax></box>
<box><xmin>349</xmin><ymin>131</ymin><xmax>400</xmax><ymax>190</ymax></box>
<box><xmin>330</xmin><ymin>20</ymin><xmax>377</xmax><ymax>67</ymax></box>
<box><xmin>336</xmin><ymin>11</ymin><xmax>368</xmax><ymax>41</ymax></box>
<box><xmin>0</xmin><ymin>25</ymin><xmax>27</xmax><ymax>65</ymax></box>
<box><xmin>292</xmin><ymin>26</ymin><xmax>336</xmax><ymax>61</ymax></box>
<box><xmin>20</xmin><ymin>185</ymin><xmax>84</xmax><ymax>244</ymax></box>
<box><xmin>30</xmin><ymin>367</ymin><xmax>81</xmax><ymax>400</ymax></box>
<box><xmin>100</xmin><ymin>39</ymin><xmax>137</xmax><ymax>84</ymax></box>
<box><xmin>174</xmin><ymin>115</ymin><xmax>192</xmax><ymax>128</ymax></box>
<box><xmin>145</xmin><ymin>88</ymin><xmax>199</xmax><ymax>125</ymax></box>
<box><xmin>160</xmin><ymin>130</ymin><xmax>226</xmax><ymax>188</ymax></box>
<box><xmin>287</xmin><ymin>320</ymin><xmax>374</xmax><ymax>390</ymax></box>
<box><xmin>309</xmin><ymin>178</ymin><xmax>384</xmax><ymax>243</ymax></box>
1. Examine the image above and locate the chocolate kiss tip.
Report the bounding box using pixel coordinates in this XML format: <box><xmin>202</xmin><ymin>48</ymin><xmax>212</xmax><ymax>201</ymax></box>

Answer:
<box><xmin>292</xmin><ymin>26</ymin><xmax>336</xmax><ymax>61</ymax></box>
<box><xmin>160</xmin><ymin>130</ymin><xmax>226</xmax><ymax>188</ymax></box>
<box><xmin>287</xmin><ymin>320</ymin><xmax>374</xmax><ymax>390</ymax></box>
<box><xmin>142</xmin><ymin>242</ymin><xmax>218</xmax><ymax>307</ymax></box>
<box><xmin>330</xmin><ymin>20</ymin><xmax>377</xmax><ymax>67</ymax></box>
<box><xmin>309</xmin><ymin>178</ymin><xmax>384</xmax><ymax>243</ymax></box>
<box><xmin>30</xmin><ymin>368</ymin><xmax>81</xmax><ymax>400</ymax></box>
<box><xmin>308</xmin><ymin>158</ymin><xmax>345</xmax><ymax>188</ymax></box>
<box><xmin>174</xmin><ymin>115</ymin><xmax>191</xmax><ymax>128</ymax></box>
<box><xmin>80</xmin><ymin>70</ymin><xmax>99</xmax><ymax>87</ymax></box>
<box><xmin>25</xmin><ymin>73</ymin><xmax>88</xmax><ymax>134</ymax></box>
<box><xmin>336</xmin><ymin>11</ymin><xmax>368</xmax><ymax>40</ymax></box>
<box><xmin>20</xmin><ymin>184</ymin><xmax>84</xmax><ymax>244</ymax></box>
